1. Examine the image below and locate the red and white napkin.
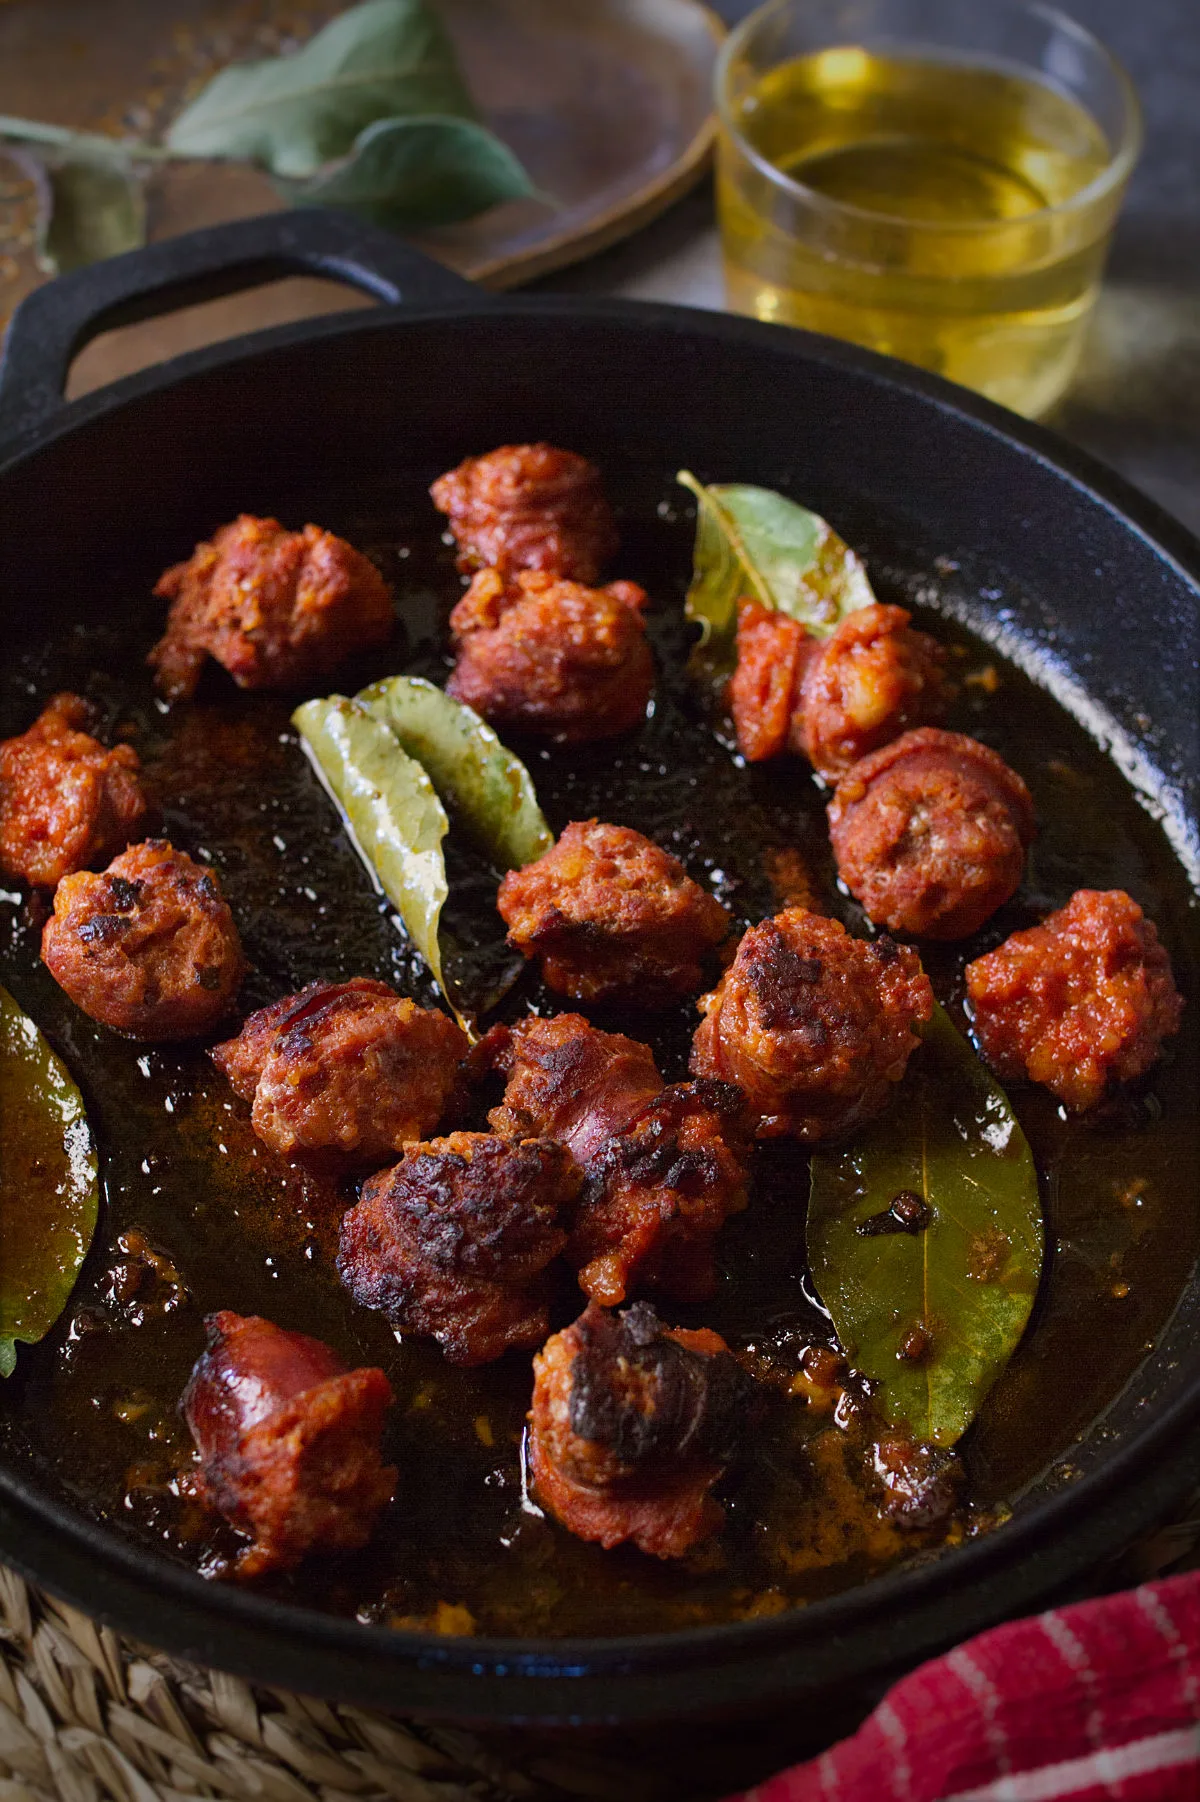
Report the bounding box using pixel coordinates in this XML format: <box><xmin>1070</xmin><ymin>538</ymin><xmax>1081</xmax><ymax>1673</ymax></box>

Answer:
<box><xmin>736</xmin><ymin>1571</ymin><xmax>1200</xmax><ymax>1802</ymax></box>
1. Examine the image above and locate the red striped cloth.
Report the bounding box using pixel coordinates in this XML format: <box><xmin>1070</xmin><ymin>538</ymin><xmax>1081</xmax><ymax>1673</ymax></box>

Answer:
<box><xmin>737</xmin><ymin>1571</ymin><xmax>1200</xmax><ymax>1802</ymax></box>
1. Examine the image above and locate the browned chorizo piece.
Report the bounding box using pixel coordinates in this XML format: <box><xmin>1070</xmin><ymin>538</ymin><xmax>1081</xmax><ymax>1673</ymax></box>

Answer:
<box><xmin>0</xmin><ymin>693</ymin><xmax>150</xmax><ymax>888</ymax></box>
<box><xmin>828</xmin><ymin>728</ymin><xmax>1035</xmax><ymax>939</ymax></box>
<box><xmin>42</xmin><ymin>841</ymin><xmax>244</xmax><ymax>1039</ymax></box>
<box><xmin>485</xmin><ymin>1014</ymin><xmax>749</xmax><ymax>1304</ymax></box>
<box><xmin>337</xmin><ymin>1132</ymin><xmax>578</xmax><ymax>1364</ymax></box>
<box><xmin>690</xmin><ymin>908</ymin><xmax>932</xmax><ymax>1142</ymax></box>
<box><xmin>496</xmin><ymin>820</ymin><xmax>731</xmax><ymax>1008</ymax></box>
<box><xmin>148</xmin><ymin>514</ymin><xmax>394</xmax><ymax>702</ymax></box>
<box><xmin>212</xmin><ymin>979</ymin><xmax>468</xmax><ymax>1167</ymax></box>
<box><xmin>797</xmin><ymin>604</ymin><xmax>948</xmax><ymax>777</ymax></box>
<box><xmin>528</xmin><ymin>1301</ymin><xmax>751</xmax><ymax>1558</ymax></box>
<box><xmin>728</xmin><ymin>600</ymin><xmax>816</xmax><ymax>764</ymax></box>
<box><xmin>182</xmin><ymin>1311</ymin><xmax>395</xmax><ymax>1580</ymax></box>
<box><xmin>728</xmin><ymin>602</ymin><xmax>946</xmax><ymax>776</ymax></box>
<box><xmin>446</xmin><ymin>568</ymin><xmax>654</xmax><ymax>744</ymax></box>
<box><xmin>430</xmin><ymin>443</ymin><xmax>618</xmax><ymax>582</ymax></box>
<box><xmin>965</xmin><ymin>888</ymin><xmax>1184</xmax><ymax>1112</ymax></box>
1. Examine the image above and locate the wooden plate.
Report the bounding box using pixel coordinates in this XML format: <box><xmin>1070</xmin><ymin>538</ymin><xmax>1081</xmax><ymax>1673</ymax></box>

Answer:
<box><xmin>0</xmin><ymin>0</ymin><xmax>722</xmax><ymax>394</ymax></box>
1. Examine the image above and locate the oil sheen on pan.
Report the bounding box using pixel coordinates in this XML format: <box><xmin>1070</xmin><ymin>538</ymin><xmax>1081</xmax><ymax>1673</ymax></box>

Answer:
<box><xmin>0</xmin><ymin>459</ymin><xmax>1195</xmax><ymax>1640</ymax></box>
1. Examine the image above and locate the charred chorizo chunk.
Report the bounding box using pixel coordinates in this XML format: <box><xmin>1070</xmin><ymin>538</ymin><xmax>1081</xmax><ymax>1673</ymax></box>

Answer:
<box><xmin>529</xmin><ymin>1301</ymin><xmax>751</xmax><ymax>1558</ymax></box>
<box><xmin>0</xmin><ymin>693</ymin><xmax>149</xmax><ymax>888</ymax></box>
<box><xmin>42</xmin><ymin>841</ymin><xmax>244</xmax><ymax>1039</ymax></box>
<box><xmin>212</xmin><ymin>979</ymin><xmax>467</xmax><ymax>1166</ymax></box>
<box><xmin>446</xmin><ymin>568</ymin><xmax>654</xmax><ymax>744</ymax></box>
<box><xmin>430</xmin><ymin>443</ymin><xmax>618</xmax><ymax>582</ymax></box>
<box><xmin>183</xmin><ymin>1311</ymin><xmax>394</xmax><ymax>1579</ymax></box>
<box><xmin>690</xmin><ymin>909</ymin><xmax>932</xmax><ymax>1142</ymax></box>
<box><xmin>828</xmin><ymin>728</ymin><xmax>1035</xmax><ymax>939</ymax></box>
<box><xmin>149</xmin><ymin>514</ymin><xmax>393</xmax><ymax>702</ymax></box>
<box><xmin>729</xmin><ymin>602</ymin><xmax>946</xmax><ymax>775</ymax></box>
<box><xmin>486</xmin><ymin>1014</ymin><xmax>749</xmax><ymax>1304</ymax></box>
<box><xmin>496</xmin><ymin>820</ymin><xmax>731</xmax><ymax>1008</ymax></box>
<box><xmin>965</xmin><ymin>888</ymin><xmax>1184</xmax><ymax>1111</ymax></box>
<box><xmin>337</xmin><ymin>1132</ymin><xmax>578</xmax><ymax>1364</ymax></box>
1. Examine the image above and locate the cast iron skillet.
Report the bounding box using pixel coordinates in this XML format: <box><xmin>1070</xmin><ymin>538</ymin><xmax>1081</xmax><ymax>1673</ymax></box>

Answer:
<box><xmin>1</xmin><ymin>209</ymin><xmax>1199</xmax><ymax>1728</ymax></box>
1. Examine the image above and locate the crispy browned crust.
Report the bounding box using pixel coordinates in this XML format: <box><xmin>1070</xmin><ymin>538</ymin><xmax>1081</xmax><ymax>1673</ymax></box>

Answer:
<box><xmin>337</xmin><ymin>1131</ymin><xmax>579</xmax><ymax>1364</ymax></box>
<box><xmin>42</xmin><ymin>840</ymin><xmax>244</xmax><ymax>1040</ymax></box>
<box><xmin>691</xmin><ymin>908</ymin><xmax>933</xmax><ymax>1142</ymax></box>
<box><xmin>497</xmin><ymin>820</ymin><xmax>730</xmax><ymax>1008</ymax></box>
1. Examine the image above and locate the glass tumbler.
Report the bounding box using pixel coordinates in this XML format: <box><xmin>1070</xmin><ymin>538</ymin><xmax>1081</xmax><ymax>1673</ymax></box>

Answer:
<box><xmin>715</xmin><ymin>0</ymin><xmax>1141</xmax><ymax>417</ymax></box>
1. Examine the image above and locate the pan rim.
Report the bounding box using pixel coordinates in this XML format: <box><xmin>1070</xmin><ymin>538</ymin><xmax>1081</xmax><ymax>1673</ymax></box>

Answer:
<box><xmin>2</xmin><ymin>290</ymin><xmax>1198</xmax><ymax>1717</ymax></box>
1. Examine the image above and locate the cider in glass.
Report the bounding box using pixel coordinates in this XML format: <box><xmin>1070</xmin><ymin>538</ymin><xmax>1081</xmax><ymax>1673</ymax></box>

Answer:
<box><xmin>716</xmin><ymin>0</ymin><xmax>1140</xmax><ymax>417</ymax></box>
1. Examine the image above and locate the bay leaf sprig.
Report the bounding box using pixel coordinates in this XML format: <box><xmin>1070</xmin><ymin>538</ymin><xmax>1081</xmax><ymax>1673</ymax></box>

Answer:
<box><xmin>676</xmin><ymin>471</ymin><xmax>875</xmax><ymax>682</ymax></box>
<box><xmin>806</xmin><ymin>1004</ymin><xmax>1044</xmax><ymax>1447</ymax></box>
<box><xmin>0</xmin><ymin>0</ymin><xmax>536</xmax><ymax>277</ymax></box>
<box><xmin>1</xmin><ymin>982</ymin><xmax>99</xmax><ymax>1378</ymax></box>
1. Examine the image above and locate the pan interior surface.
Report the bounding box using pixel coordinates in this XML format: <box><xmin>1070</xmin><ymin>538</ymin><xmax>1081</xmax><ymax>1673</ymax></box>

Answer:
<box><xmin>0</xmin><ymin>302</ymin><xmax>1198</xmax><ymax>1712</ymax></box>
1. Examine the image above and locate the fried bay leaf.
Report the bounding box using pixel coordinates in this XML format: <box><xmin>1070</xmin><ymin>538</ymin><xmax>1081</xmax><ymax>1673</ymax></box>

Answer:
<box><xmin>676</xmin><ymin>470</ymin><xmax>875</xmax><ymax>678</ymax></box>
<box><xmin>166</xmin><ymin>0</ymin><xmax>476</xmax><ymax>180</ymax></box>
<box><xmin>287</xmin><ymin>114</ymin><xmax>535</xmax><ymax>230</ymax></box>
<box><xmin>292</xmin><ymin>695</ymin><xmax>453</xmax><ymax>1010</ymax></box>
<box><xmin>358</xmin><ymin>676</ymin><xmax>552</xmax><ymax>870</ymax></box>
<box><xmin>807</xmin><ymin>1005</ymin><xmax>1043</xmax><ymax>1447</ymax></box>
<box><xmin>1</xmin><ymin>984</ymin><xmax>99</xmax><ymax>1378</ymax></box>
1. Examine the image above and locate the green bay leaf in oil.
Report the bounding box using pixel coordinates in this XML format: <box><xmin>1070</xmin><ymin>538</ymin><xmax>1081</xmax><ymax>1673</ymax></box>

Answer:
<box><xmin>292</xmin><ymin>695</ymin><xmax>454</xmax><ymax>1013</ymax></box>
<box><xmin>677</xmin><ymin>470</ymin><xmax>875</xmax><ymax>680</ymax></box>
<box><xmin>0</xmin><ymin>983</ymin><xmax>99</xmax><ymax>1377</ymax></box>
<box><xmin>807</xmin><ymin>1004</ymin><xmax>1043</xmax><ymax>1447</ymax></box>
<box><xmin>358</xmin><ymin>675</ymin><xmax>552</xmax><ymax>870</ymax></box>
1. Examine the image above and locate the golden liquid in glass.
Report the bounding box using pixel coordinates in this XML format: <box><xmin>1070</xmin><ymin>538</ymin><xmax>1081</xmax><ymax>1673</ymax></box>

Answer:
<box><xmin>719</xmin><ymin>50</ymin><xmax>1115</xmax><ymax>415</ymax></box>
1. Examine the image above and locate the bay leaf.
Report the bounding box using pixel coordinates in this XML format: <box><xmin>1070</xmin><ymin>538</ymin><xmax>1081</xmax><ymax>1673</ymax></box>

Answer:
<box><xmin>806</xmin><ymin>1004</ymin><xmax>1043</xmax><ymax>1447</ymax></box>
<box><xmin>287</xmin><ymin>114</ymin><xmax>535</xmax><ymax>230</ymax></box>
<box><xmin>166</xmin><ymin>0</ymin><xmax>476</xmax><ymax>180</ymax></box>
<box><xmin>38</xmin><ymin>153</ymin><xmax>146</xmax><ymax>275</ymax></box>
<box><xmin>292</xmin><ymin>695</ymin><xmax>454</xmax><ymax>1013</ymax></box>
<box><xmin>358</xmin><ymin>676</ymin><xmax>552</xmax><ymax>870</ymax></box>
<box><xmin>1</xmin><ymin>983</ymin><xmax>99</xmax><ymax>1378</ymax></box>
<box><xmin>676</xmin><ymin>470</ymin><xmax>875</xmax><ymax>679</ymax></box>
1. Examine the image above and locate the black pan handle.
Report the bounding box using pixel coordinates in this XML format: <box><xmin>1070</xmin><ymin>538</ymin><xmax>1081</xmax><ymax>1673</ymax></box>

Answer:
<box><xmin>0</xmin><ymin>207</ymin><xmax>479</xmax><ymax>446</ymax></box>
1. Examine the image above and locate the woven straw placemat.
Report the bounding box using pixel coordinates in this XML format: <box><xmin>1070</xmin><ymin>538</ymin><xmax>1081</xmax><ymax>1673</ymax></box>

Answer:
<box><xmin>4</xmin><ymin>1511</ymin><xmax>1200</xmax><ymax>1802</ymax></box>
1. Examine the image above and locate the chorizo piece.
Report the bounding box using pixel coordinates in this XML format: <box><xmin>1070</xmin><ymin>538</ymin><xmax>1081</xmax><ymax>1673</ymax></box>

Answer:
<box><xmin>447</xmin><ymin>568</ymin><xmax>654</xmax><ymax>744</ymax></box>
<box><xmin>430</xmin><ymin>443</ymin><xmax>618</xmax><ymax>581</ymax></box>
<box><xmin>729</xmin><ymin>600</ymin><xmax>816</xmax><ymax>764</ymax></box>
<box><xmin>485</xmin><ymin>1014</ymin><xmax>749</xmax><ymax>1304</ymax></box>
<box><xmin>497</xmin><ymin>820</ymin><xmax>730</xmax><ymax>1008</ymax></box>
<box><xmin>965</xmin><ymin>888</ymin><xmax>1184</xmax><ymax>1111</ymax></box>
<box><xmin>797</xmin><ymin>604</ymin><xmax>948</xmax><ymax>777</ymax></box>
<box><xmin>828</xmin><ymin>727</ymin><xmax>1035</xmax><ymax>939</ymax></box>
<box><xmin>0</xmin><ymin>693</ymin><xmax>150</xmax><ymax>888</ymax></box>
<box><xmin>182</xmin><ymin>1311</ymin><xmax>395</xmax><ymax>1579</ymax></box>
<box><xmin>337</xmin><ymin>1132</ymin><xmax>578</xmax><ymax>1364</ymax></box>
<box><xmin>690</xmin><ymin>908</ymin><xmax>932</xmax><ymax>1142</ymax></box>
<box><xmin>529</xmin><ymin>1300</ymin><xmax>752</xmax><ymax>1558</ymax></box>
<box><xmin>212</xmin><ymin>979</ymin><xmax>468</xmax><ymax>1167</ymax></box>
<box><xmin>728</xmin><ymin>602</ymin><xmax>946</xmax><ymax>776</ymax></box>
<box><xmin>42</xmin><ymin>841</ymin><xmax>244</xmax><ymax>1040</ymax></box>
<box><xmin>149</xmin><ymin>515</ymin><xmax>393</xmax><ymax>701</ymax></box>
